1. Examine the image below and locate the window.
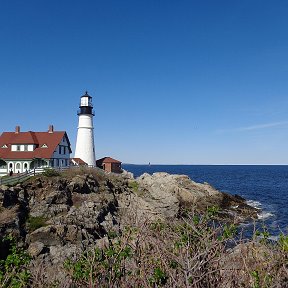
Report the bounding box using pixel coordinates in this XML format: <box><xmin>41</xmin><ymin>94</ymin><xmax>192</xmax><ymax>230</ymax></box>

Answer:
<box><xmin>0</xmin><ymin>162</ymin><xmax>6</xmax><ymax>168</ymax></box>
<box><xmin>41</xmin><ymin>144</ymin><xmax>48</xmax><ymax>148</ymax></box>
<box><xmin>59</xmin><ymin>146</ymin><xmax>62</xmax><ymax>154</ymax></box>
<box><xmin>1</xmin><ymin>144</ymin><xmax>8</xmax><ymax>148</ymax></box>
<box><xmin>24</xmin><ymin>145</ymin><xmax>28</xmax><ymax>151</ymax></box>
<box><xmin>17</xmin><ymin>145</ymin><xmax>21</xmax><ymax>151</ymax></box>
<box><xmin>16</xmin><ymin>163</ymin><xmax>20</xmax><ymax>170</ymax></box>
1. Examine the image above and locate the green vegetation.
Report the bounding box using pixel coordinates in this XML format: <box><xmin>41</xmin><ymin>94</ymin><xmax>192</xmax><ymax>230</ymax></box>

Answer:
<box><xmin>42</xmin><ymin>168</ymin><xmax>60</xmax><ymax>177</ymax></box>
<box><xmin>64</xmin><ymin>239</ymin><xmax>133</xmax><ymax>286</ymax></box>
<box><xmin>0</xmin><ymin>236</ymin><xmax>31</xmax><ymax>288</ymax></box>
<box><xmin>128</xmin><ymin>180</ymin><xmax>139</xmax><ymax>193</ymax></box>
<box><xmin>0</xmin><ymin>195</ymin><xmax>286</xmax><ymax>287</ymax></box>
<box><xmin>26</xmin><ymin>216</ymin><xmax>47</xmax><ymax>232</ymax></box>
<box><xmin>206</xmin><ymin>205</ymin><xmax>220</xmax><ymax>217</ymax></box>
<box><xmin>63</xmin><ymin>212</ymin><xmax>288</xmax><ymax>287</ymax></box>
<box><xmin>279</xmin><ymin>234</ymin><xmax>288</xmax><ymax>252</ymax></box>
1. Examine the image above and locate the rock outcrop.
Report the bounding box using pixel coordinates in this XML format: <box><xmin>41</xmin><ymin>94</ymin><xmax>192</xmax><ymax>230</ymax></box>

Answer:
<box><xmin>118</xmin><ymin>172</ymin><xmax>257</xmax><ymax>222</ymax></box>
<box><xmin>0</xmin><ymin>168</ymin><xmax>258</xmax><ymax>283</ymax></box>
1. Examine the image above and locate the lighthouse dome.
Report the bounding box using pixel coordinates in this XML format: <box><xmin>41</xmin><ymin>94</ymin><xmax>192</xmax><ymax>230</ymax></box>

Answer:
<box><xmin>78</xmin><ymin>91</ymin><xmax>94</xmax><ymax>115</ymax></box>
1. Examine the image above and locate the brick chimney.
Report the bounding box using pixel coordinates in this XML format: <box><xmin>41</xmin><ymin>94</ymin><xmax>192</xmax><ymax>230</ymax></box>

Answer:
<box><xmin>15</xmin><ymin>126</ymin><xmax>20</xmax><ymax>134</ymax></box>
<box><xmin>48</xmin><ymin>125</ymin><xmax>54</xmax><ymax>133</ymax></box>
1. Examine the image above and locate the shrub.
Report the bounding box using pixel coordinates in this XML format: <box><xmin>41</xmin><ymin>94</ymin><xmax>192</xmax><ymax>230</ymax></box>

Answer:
<box><xmin>64</xmin><ymin>237</ymin><xmax>133</xmax><ymax>287</ymax></box>
<box><xmin>42</xmin><ymin>168</ymin><xmax>60</xmax><ymax>177</ymax></box>
<box><xmin>0</xmin><ymin>235</ymin><xmax>31</xmax><ymax>288</ymax></box>
<box><xmin>26</xmin><ymin>216</ymin><xmax>47</xmax><ymax>232</ymax></box>
<box><xmin>128</xmin><ymin>180</ymin><xmax>139</xmax><ymax>193</ymax></box>
<box><xmin>63</xmin><ymin>212</ymin><xmax>234</xmax><ymax>287</ymax></box>
<box><xmin>63</xmin><ymin>211</ymin><xmax>288</xmax><ymax>287</ymax></box>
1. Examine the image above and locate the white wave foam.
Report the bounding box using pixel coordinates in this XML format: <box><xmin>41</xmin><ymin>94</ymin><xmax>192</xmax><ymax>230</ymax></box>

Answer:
<box><xmin>246</xmin><ymin>200</ymin><xmax>262</xmax><ymax>209</ymax></box>
<box><xmin>239</xmin><ymin>222</ymin><xmax>254</xmax><ymax>227</ymax></box>
<box><xmin>256</xmin><ymin>234</ymin><xmax>279</xmax><ymax>241</ymax></box>
<box><xmin>257</xmin><ymin>211</ymin><xmax>274</xmax><ymax>220</ymax></box>
<box><xmin>246</xmin><ymin>199</ymin><xmax>274</xmax><ymax>220</ymax></box>
<box><xmin>268</xmin><ymin>235</ymin><xmax>279</xmax><ymax>241</ymax></box>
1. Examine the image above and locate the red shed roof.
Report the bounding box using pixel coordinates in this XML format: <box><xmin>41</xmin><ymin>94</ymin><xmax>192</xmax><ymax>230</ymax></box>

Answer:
<box><xmin>96</xmin><ymin>157</ymin><xmax>121</xmax><ymax>164</ymax></box>
<box><xmin>0</xmin><ymin>130</ymin><xmax>71</xmax><ymax>160</ymax></box>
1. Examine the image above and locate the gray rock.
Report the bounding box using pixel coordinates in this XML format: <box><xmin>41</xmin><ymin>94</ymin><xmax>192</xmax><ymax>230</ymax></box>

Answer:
<box><xmin>49</xmin><ymin>244</ymin><xmax>80</xmax><ymax>264</ymax></box>
<box><xmin>0</xmin><ymin>185</ymin><xmax>9</xmax><ymax>191</ymax></box>
<box><xmin>45</xmin><ymin>190</ymin><xmax>71</xmax><ymax>205</ymax></box>
<box><xmin>96</xmin><ymin>236</ymin><xmax>109</xmax><ymax>250</ymax></box>
<box><xmin>27</xmin><ymin>225</ymin><xmax>62</xmax><ymax>246</ymax></box>
<box><xmin>28</xmin><ymin>241</ymin><xmax>45</xmax><ymax>257</ymax></box>
<box><xmin>68</xmin><ymin>176</ymin><xmax>90</xmax><ymax>193</ymax></box>
<box><xmin>121</xmin><ymin>169</ymin><xmax>134</xmax><ymax>179</ymax></box>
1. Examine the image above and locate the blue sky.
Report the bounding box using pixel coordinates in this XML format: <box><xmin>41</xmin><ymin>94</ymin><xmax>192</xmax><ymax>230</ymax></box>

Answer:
<box><xmin>1</xmin><ymin>0</ymin><xmax>288</xmax><ymax>164</ymax></box>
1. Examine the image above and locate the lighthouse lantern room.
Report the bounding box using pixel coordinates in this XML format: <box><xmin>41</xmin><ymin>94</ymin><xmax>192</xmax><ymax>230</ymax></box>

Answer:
<box><xmin>74</xmin><ymin>91</ymin><xmax>96</xmax><ymax>166</ymax></box>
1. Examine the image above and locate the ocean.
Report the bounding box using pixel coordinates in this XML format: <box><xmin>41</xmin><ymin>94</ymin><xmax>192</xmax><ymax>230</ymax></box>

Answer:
<box><xmin>123</xmin><ymin>164</ymin><xmax>288</xmax><ymax>237</ymax></box>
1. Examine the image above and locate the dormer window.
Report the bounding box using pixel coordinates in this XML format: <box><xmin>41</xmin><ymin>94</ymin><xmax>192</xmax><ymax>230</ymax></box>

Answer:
<box><xmin>17</xmin><ymin>145</ymin><xmax>21</xmax><ymax>151</ymax></box>
<box><xmin>24</xmin><ymin>145</ymin><xmax>28</xmax><ymax>151</ymax></box>
<box><xmin>1</xmin><ymin>144</ymin><xmax>8</xmax><ymax>148</ymax></box>
<box><xmin>41</xmin><ymin>144</ymin><xmax>48</xmax><ymax>148</ymax></box>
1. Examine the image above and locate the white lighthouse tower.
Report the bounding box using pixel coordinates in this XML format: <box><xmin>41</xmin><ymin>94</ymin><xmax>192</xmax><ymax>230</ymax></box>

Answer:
<box><xmin>74</xmin><ymin>91</ymin><xmax>96</xmax><ymax>166</ymax></box>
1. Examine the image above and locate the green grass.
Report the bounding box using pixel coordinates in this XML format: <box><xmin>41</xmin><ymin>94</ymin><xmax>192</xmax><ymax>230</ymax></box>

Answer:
<box><xmin>26</xmin><ymin>216</ymin><xmax>47</xmax><ymax>232</ymax></box>
<box><xmin>128</xmin><ymin>181</ymin><xmax>139</xmax><ymax>193</ymax></box>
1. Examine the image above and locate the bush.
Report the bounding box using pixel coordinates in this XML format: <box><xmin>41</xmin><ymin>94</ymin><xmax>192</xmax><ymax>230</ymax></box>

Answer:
<box><xmin>0</xmin><ymin>236</ymin><xmax>31</xmax><ymax>288</ymax></box>
<box><xmin>26</xmin><ymin>216</ymin><xmax>47</xmax><ymax>232</ymax></box>
<box><xmin>128</xmin><ymin>180</ymin><xmax>139</xmax><ymax>193</ymax></box>
<box><xmin>63</xmin><ymin>211</ymin><xmax>288</xmax><ymax>287</ymax></box>
<box><xmin>63</xmin><ymin>213</ymin><xmax>231</xmax><ymax>287</ymax></box>
<box><xmin>42</xmin><ymin>168</ymin><xmax>60</xmax><ymax>177</ymax></box>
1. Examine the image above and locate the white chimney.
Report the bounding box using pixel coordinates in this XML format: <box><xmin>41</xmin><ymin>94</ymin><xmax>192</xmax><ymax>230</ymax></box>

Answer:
<box><xmin>48</xmin><ymin>125</ymin><xmax>54</xmax><ymax>133</ymax></box>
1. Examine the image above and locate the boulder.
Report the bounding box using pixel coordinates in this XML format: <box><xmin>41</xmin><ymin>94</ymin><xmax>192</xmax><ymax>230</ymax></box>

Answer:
<box><xmin>133</xmin><ymin>172</ymin><xmax>257</xmax><ymax>221</ymax></box>
<box><xmin>45</xmin><ymin>189</ymin><xmax>71</xmax><ymax>205</ymax></box>
<box><xmin>28</xmin><ymin>241</ymin><xmax>45</xmax><ymax>257</ymax></box>
<box><xmin>68</xmin><ymin>176</ymin><xmax>92</xmax><ymax>193</ymax></box>
<box><xmin>27</xmin><ymin>224</ymin><xmax>82</xmax><ymax>247</ymax></box>
<box><xmin>119</xmin><ymin>173</ymin><xmax>180</xmax><ymax>220</ymax></box>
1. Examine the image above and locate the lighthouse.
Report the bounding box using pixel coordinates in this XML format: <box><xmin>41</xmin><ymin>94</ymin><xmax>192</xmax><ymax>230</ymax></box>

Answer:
<box><xmin>74</xmin><ymin>91</ymin><xmax>96</xmax><ymax>166</ymax></box>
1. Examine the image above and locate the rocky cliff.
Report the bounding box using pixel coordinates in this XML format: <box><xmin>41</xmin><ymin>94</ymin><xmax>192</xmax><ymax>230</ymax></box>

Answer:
<box><xmin>0</xmin><ymin>168</ymin><xmax>258</xmax><ymax>284</ymax></box>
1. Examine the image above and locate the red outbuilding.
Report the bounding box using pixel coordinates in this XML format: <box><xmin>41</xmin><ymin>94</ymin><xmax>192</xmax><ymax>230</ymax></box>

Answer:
<box><xmin>96</xmin><ymin>157</ymin><xmax>122</xmax><ymax>173</ymax></box>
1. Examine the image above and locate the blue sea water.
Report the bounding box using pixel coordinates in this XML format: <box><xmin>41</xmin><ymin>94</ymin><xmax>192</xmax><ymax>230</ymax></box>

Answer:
<box><xmin>123</xmin><ymin>164</ymin><xmax>288</xmax><ymax>237</ymax></box>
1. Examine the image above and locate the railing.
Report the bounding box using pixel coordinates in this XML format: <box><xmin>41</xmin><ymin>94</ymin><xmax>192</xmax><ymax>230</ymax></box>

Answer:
<box><xmin>1</xmin><ymin>171</ymin><xmax>32</xmax><ymax>186</ymax></box>
<box><xmin>0</xmin><ymin>165</ymin><xmax>99</xmax><ymax>186</ymax></box>
<box><xmin>0</xmin><ymin>167</ymin><xmax>55</xmax><ymax>186</ymax></box>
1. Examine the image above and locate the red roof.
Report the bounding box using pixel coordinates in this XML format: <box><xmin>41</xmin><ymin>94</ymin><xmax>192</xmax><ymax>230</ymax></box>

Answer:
<box><xmin>96</xmin><ymin>157</ymin><xmax>121</xmax><ymax>164</ymax></box>
<box><xmin>71</xmin><ymin>158</ymin><xmax>87</xmax><ymax>165</ymax></box>
<box><xmin>0</xmin><ymin>130</ymin><xmax>71</xmax><ymax>160</ymax></box>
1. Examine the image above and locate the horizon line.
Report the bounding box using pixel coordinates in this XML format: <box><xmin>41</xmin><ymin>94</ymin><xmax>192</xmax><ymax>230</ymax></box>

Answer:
<box><xmin>122</xmin><ymin>163</ymin><xmax>288</xmax><ymax>166</ymax></box>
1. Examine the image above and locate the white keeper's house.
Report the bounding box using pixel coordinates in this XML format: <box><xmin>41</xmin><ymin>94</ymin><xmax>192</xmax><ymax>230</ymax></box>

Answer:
<box><xmin>0</xmin><ymin>125</ymin><xmax>71</xmax><ymax>176</ymax></box>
